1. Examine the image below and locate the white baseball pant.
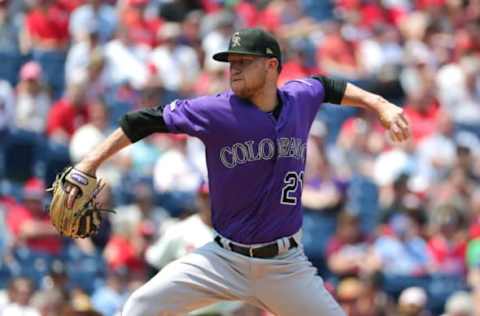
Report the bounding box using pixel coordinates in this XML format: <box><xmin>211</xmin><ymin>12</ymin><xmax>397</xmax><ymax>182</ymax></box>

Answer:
<box><xmin>121</xmin><ymin>237</ymin><xmax>345</xmax><ymax>316</ymax></box>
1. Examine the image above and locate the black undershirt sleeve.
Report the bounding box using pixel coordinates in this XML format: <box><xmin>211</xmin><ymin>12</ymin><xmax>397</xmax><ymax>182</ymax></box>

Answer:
<box><xmin>119</xmin><ymin>104</ymin><xmax>170</xmax><ymax>143</ymax></box>
<box><xmin>312</xmin><ymin>76</ymin><xmax>347</xmax><ymax>104</ymax></box>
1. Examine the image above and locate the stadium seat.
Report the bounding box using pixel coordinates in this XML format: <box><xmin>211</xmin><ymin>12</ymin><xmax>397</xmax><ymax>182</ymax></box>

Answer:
<box><xmin>32</xmin><ymin>50</ymin><xmax>67</xmax><ymax>100</ymax></box>
<box><xmin>11</xmin><ymin>247</ymin><xmax>53</xmax><ymax>288</ymax></box>
<box><xmin>0</xmin><ymin>51</ymin><xmax>25</xmax><ymax>86</ymax></box>
<box><xmin>63</xmin><ymin>244</ymin><xmax>107</xmax><ymax>295</ymax></box>
<box><xmin>42</xmin><ymin>140</ymin><xmax>71</xmax><ymax>187</ymax></box>
<box><xmin>346</xmin><ymin>174</ymin><xmax>379</xmax><ymax>233</ymax></box>
<box><xmin>1</xmin><ymin>129</ymin><xmax>40</xmax><ymax>183</ymax></box>
<box><xmin>302</xmin><ymin>209</ymin><xmax>338</xmax><ymax>277</ymax></box>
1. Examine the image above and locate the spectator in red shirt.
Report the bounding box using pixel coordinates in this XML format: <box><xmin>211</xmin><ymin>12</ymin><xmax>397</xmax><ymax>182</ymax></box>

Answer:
<box><xmin>57</xmin><ymin>0</ymin><xmax>85</xmax><ymax>13</ymax></box>
<box><xmin>326</xmin><ymin>212</ymin><xmax>374</xmax><ymax>278</ymax></box>
<box><xmin>23</xmin><ymin>0</ymin><xmax>70</xmax><ymax>51</ymax></box>
<box><xmin>14</xmin><ymin>61</ymin><xmax>51</xmax><ymax>133</ymax></box>
<box><xmin>120</xmin><ymin>0</ymin><xmax>162</xmax><ymax>48</ymax></box>
<box><xmin>403</xmin><ymin>89</ymin><xmax>441</xmax><ymax>145</ymax></box>
<box><xmin>427</xmin><ymin>205</ymin><xmax>468</xmax><ymax>276</ymax></box>
<box><xmin>469</xmin><ymin>189</ymin><xmax>480</xmax><ymax>240</ymax></box>
<box><xmin>46</xmin><ymin>82</ymin><xmax>89</xmax><ymax>143</ymax></box>
<box><xmin>6</xmin><ymin>178</ymin><xmax>63</xmax><ymax>256</ymax></box>
<box><xmin>316</xmin><ymin>21</ymin><xmax>365</xmax><ymax>80</ymax></box>
<box><xmin>103</xmin><ymin>234</ymin><xmax>146</xmax><ymax>275</ymax></box>
<box><xmin>193</xmin><ymin>60</ymin><xmax>228</xmax><ymax>95</ymax></box>
<box><xmin>278</xmin><ymin>41</ymin><xmax>316</xmax><ymax>86</ymax></box>
<box><xmin>415</xmin><ymin>0</ymin><xmax>445</xmax><ymax>10</ymax></box>
<box><xmin>234</xmin><ymin>0</ymin><xmax>281</xmax><ymax>33</ymax></box>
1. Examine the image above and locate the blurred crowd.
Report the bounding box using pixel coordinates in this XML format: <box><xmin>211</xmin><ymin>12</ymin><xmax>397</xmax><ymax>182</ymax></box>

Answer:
<box><xmin>0</xmin><ymin>0</ymin><xmax>479</xmax><ymax>315</ymax></box>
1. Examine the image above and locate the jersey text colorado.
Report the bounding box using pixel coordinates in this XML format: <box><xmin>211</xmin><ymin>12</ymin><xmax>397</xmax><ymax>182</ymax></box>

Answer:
<box><xmin>219</xmin><ymin>137</ymin><xmax>307</xmax><ymax>168</ymax></box>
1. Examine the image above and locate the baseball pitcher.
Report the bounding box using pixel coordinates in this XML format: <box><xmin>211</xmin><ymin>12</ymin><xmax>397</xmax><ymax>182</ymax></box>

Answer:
<box><xmin>49</xmin><ymin>28</ymin><xmax>410</xmax><ymax>316</ymax></box>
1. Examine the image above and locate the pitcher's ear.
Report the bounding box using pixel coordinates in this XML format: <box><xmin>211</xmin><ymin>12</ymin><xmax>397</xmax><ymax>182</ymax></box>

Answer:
<box><xmin>267</xmin><ymin>58</ymin><xmax>279</xmax><ymax>71</ymax></box>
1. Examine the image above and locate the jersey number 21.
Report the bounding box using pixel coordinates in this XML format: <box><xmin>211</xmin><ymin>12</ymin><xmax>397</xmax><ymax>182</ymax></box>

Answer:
<box><xmin>281</xmin><ymin>171</ymin><xmax>304</xmax><ymax>205</ymax></box>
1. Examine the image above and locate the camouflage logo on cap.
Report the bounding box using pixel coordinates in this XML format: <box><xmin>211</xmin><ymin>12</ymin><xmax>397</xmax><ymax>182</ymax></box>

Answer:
<box><xmin>231</xmin><ymin>32</ymin><xmax>241</xmax><ymax>48</ymax></box>
<box><xmin>266</xmin><ymin>48</ymin><xmax>273</xmax><ymax>55</ymax></box>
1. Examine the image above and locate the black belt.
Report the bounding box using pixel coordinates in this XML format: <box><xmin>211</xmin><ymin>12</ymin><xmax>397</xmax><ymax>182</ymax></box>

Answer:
<box><xmin>214</xmin><ymin>236</ymin><xmax>298</xmax><ymax>259</ymax></box>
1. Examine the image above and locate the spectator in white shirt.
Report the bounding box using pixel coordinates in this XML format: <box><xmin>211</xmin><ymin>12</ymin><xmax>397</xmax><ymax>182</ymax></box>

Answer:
<box><xmin>1</xmin><ymin>277</ymin><xmax>40</xmax><ymax>316</ymax></box>
<box><xmin>69</xmin><ymin>0</ymin><xmax>117</xmax><ymax>44</ymax></box>
<box><xmin>104</xmin><ymin>26</ymin><xmax>151</xmax><ymax>89</ymax></box>
<box><xmin>0</xmin><ymin>79</ymin><xmax>14</xmax><ymax>133</ymax></box>
<box><xmin>14</xmin><ymin>61</ymin><xmax>50</xmax><ymax>133</ymax></box>
<box><xmin>65</xmin><ymin>21</ymin><xmax>104</xmax><ymax>86</ymax></box>
<box><xmin>149</xmin><ymin>22</ymin><xmax>200</xmax><ymax>94</ymax></box>
<box><xmin>436</xmin><ymin>55</ymin><xmax>480</xmax><ymax>126</ymax></box>
<box><xmin>145</xmin><ymin>183</ymin><xmax>244</xmax><ymax>315</ymax></box>
<box><xmin>146</xmin><ymin>182</ymin><xmax>212</xmax><ymax>269</ymax></box>
<box><xmin>69</xmin><ymin>98</ymin><xmax>110</xmax><ymax>163</ymax></box>
<box><xmin>113</xmin><ymin>182</ymin><xmax>172</xmax><ymax>239</ymax></box>
<box><xmin>153</xmin><ymin>134</ymin><xmax>204</xmax><ymax>195</ymax></box>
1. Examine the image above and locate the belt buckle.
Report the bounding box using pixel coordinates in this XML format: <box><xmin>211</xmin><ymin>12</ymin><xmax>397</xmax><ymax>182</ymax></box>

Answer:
<box><xmin>249</xmin><ymin>247</ymin><xmax>254</xmax><ymax>257</ymax></box>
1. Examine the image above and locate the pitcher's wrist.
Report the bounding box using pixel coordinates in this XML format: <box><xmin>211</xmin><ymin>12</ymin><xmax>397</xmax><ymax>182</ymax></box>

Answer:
<box><xmin>74</xmin><ymin>160</ymin><xmax>98</xmax><ymax>176</ymax></box>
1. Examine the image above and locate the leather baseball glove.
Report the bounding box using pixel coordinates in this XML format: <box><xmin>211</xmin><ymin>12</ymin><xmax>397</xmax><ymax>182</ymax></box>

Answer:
<box><xmin>47</xmin><ymin>167</ymin><xmax>114</xmax><ymax>238</ymax></box>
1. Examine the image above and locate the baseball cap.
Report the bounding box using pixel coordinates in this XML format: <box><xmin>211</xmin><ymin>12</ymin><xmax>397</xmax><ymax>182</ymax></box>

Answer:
<box><xmin>398</xmin><ymin>287</ymin><xmax>427</xmax><ymax>307</ymax></box>
<box><xmin>20</xmin><ymin>61</ymin><xmax>42</xmax><ymax>81</ymax></box>
<box><xmin>23</xmin><ymin>177</ymin><xmax>45</xmax><ymax>200</ymax></box>
<box><xmin>445</xmin><ymin>291</ymin><xmax>473</xmax><ymax>315</ymax></box>
<box><xmin>213</xmin><ymin>28</ymin><xmax>282</xmax><ymax>66</ymax></box>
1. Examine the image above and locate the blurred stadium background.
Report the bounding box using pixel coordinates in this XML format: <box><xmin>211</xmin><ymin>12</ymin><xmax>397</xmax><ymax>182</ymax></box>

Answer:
<box><xmin>0</xmin><ymin>0</ymin><xmax>479</xmax><ymax>315</ymax></box>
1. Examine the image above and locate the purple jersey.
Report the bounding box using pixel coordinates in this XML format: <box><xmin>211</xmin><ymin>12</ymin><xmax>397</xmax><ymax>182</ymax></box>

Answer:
<box><xmin>163</xmin><ymin>78</ymin><xmax>325</xmax><ymax>244</ymax></box>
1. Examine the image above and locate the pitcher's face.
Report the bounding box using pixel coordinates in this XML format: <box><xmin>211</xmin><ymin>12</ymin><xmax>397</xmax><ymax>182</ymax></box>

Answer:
<box><xmin>228</xmin><ymin>54</ymin><xmax>269</xmax><ymax>99</ymax></box>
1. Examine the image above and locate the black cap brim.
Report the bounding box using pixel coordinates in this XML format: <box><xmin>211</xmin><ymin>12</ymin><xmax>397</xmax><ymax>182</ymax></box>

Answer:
<box><xmin>212</xmin><ymin>50</ymin><xmax>267</xmax><ymax>62</ymax></box>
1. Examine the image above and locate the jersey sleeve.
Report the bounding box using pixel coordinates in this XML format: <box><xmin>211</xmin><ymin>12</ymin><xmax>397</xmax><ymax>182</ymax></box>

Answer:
<box><xmin>283</xmin><ymin>77</ymin><xmax>326</xmax><ymax>119</ymax></box>
<box><xmin>287</xmin><ymin>77</ymin><xmax>325</xmax><ymax>102</ymax></box>
<box><xmin>162</xmin><ymin>98</ymin><xmax>211</xmax><ymax>141</ymax></box>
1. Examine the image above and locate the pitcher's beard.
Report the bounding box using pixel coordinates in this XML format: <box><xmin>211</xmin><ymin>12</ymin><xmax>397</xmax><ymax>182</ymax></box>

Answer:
<box><xmin>231</xmin><ymin>68</ymin><xmax>268</xmax><ymax>99</ymax></box>
<box><xmin>231</xmin><ymin>79</ymin><xmax>265</xmax><ymax>100</ymax></box>
<box><xmin>233</xmin><ymin>86</ymin><xmax>255</xmax><ymax>99</ymax></box>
